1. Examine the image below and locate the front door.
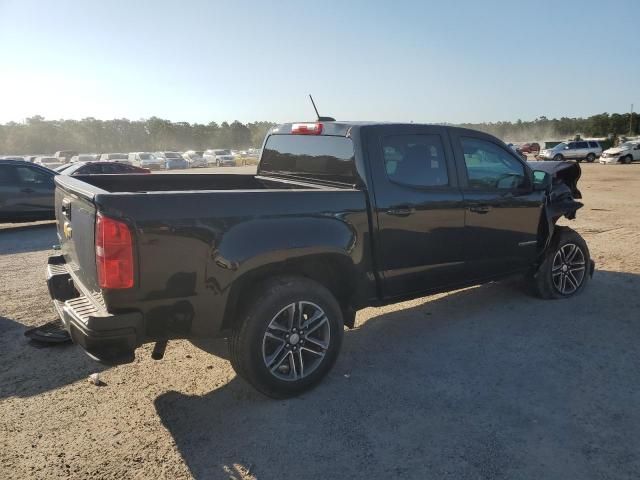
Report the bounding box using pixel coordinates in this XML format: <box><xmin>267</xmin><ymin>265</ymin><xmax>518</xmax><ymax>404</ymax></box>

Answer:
<box><xmin>449</xmin><ymin>131</ymin><xmax>544</xmax><ymax>280</ymax></box>
<box><xmin>365</xmin><ymin>125</ymin><xmax>467</xmax><ymax>299</ymax></box>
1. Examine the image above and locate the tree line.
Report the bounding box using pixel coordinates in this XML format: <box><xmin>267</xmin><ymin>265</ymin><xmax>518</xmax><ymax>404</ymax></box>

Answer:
<box><xmin>459</xmin><ymin>112</ymin><xmax>639</xmax><ymax>143</ymax></box>
<box><xmin>1</xmin><ymin>112</ymin><xmax>638</xmax><ymax>155</ymax></box>
<box><xmin>0</xmin><ymin>116</ymin><xmax>276</xmax><ymax>155</ymax></box>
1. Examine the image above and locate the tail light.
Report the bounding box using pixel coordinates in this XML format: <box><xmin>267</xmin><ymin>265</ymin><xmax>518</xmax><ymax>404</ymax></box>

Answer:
<box><xmin>291</xmin><ymin>122</ymin><xmax>323</xmax><ymax>135</ymax></box>
<box><xmin>95</xmin><ymin>213</ymin><xmax>134</xmax><ymax>289</ymax></box>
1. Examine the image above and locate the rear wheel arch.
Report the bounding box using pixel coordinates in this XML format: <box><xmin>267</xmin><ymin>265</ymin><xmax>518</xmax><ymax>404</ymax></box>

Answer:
<box><xmin>221</xmin><ymin>254</ymin><xmax>358</xmax><ymax>332</ymax></box>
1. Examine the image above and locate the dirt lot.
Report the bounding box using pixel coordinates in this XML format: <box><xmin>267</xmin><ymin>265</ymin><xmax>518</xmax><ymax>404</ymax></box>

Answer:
<box><xmin>1</xmin><ymin>164</ymin><xmax>639</xmax><ymax>479</ymax></box>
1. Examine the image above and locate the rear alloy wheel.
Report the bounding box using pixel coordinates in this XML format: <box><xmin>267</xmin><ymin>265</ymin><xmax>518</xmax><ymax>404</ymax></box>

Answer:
<box><xmin>229</xmin><ymin>276</ymin><xmax>343</xmax><ymax>398</ymax></box>
<box><xmin>553</xmin><ymin>154</ymin><xmax>564</xmax><ymax>162</ymax></box>
<box><xmin>262</xmin><ymin>301</ymin><xmax>331</xmax><ymax>382</ymax></box>
<box><xmin>586</xmin><ymin>153</ymin><xmax>596</xmax><ymax>163</ymax></box>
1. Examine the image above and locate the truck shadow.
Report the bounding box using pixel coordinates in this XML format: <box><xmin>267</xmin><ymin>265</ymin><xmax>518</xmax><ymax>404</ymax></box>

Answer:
<box><xmin>0</xmin><ymin>315</ymin><xmax>107</xmax><ymax>400</ymax></box>
<box><xmin>155</xmin><ymin>270</ymin><xmax>640</xmax><ymax>480</ymax></box>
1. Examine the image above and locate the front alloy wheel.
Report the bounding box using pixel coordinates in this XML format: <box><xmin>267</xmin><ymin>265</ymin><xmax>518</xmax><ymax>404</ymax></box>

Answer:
<box><xmin>551</xmin><ymin>243</ymin><xmax>586</xmax><ymax>295</ymax></box>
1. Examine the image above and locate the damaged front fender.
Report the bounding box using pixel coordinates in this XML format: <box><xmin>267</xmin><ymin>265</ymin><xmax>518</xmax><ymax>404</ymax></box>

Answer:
<box><xmin>528</xmin><ymin>161</ymin><xmax>584</xmax><ymax>252</ymax></box>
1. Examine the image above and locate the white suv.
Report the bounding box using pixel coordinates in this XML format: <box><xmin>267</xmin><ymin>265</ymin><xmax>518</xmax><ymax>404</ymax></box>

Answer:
<box><xmin>600</xmin><ymin>141</ymin><xmax>640</xmax><ymax>164</ymax></box>
<box><xmin>538</xmin><ymin>141</ymin><xmax>602</xmax><ymax>162</ymax></box>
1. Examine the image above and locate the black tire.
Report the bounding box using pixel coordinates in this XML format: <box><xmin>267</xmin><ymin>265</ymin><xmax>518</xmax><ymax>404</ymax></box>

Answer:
<box><xmin>553</xmin><ymin>154</ymin><xmax>564</xmax><ymax>162</ymax></box>
<box><xmin>623</xmin><ymin>155</ymin><xmax>633</xmax><ymax>165</ymax></box>
<box><xmin>229</xmin><ymin>276</ymin><xmax>344</xmax><ymax>398</ymax></box>
<box><xmin>530</xmin><ymin>226</ymin><xmax>591</xmax><ymax>299</ymax></box>
<box><xmin>586</xmin><ymin>153</ymin><xmax>596</xmax><ymax>163</ymax></box>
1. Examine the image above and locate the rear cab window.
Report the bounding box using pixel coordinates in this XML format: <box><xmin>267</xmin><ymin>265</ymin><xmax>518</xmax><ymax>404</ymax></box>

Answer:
<box><xmin>259</xmin><ymin>134</ymin><xmax>356</xmax><ymax>185</ymax></box>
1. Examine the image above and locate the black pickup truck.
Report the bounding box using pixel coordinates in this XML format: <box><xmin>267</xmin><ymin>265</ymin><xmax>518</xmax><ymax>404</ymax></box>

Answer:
<box><xmin>47</xmin><ymin>121</ymin><xmax>593</xmax><ymax>397</ymax></box>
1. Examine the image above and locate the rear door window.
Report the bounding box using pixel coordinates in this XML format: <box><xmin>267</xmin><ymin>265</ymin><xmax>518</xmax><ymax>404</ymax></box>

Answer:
<box><xmin>576</xmin><ymin>142</ymin><xmax>588</xmax><ymax>149</ymax></box>
<box><xmin>381</xmin><ymin>134</ymin><xmax>449</xmax><ymax>187</ymax></box>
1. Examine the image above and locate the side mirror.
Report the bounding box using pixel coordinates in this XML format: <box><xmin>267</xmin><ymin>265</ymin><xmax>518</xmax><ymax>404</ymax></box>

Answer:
<box><xmin>533</xmin><ymin>170</ymin><xmax>551</xmax><ymax>191</ymax></box>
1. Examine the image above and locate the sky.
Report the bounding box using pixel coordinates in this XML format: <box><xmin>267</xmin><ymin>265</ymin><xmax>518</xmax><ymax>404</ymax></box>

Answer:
<box><xmin>0</xmin><ymin>0</ymin><xmax>639</xmax><ymax>125</ymax></box>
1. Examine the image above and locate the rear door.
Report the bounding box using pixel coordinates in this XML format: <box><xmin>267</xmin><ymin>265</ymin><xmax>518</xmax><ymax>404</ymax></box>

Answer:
<box><xmin>449</xmin><ymin>130</ymin><xmax>543</xmax><ymax>279</ymax></box>
<box><xmin>365</xmin><ymin>125</ymin><xmax>467</xmax><ymax>299</ymax></box>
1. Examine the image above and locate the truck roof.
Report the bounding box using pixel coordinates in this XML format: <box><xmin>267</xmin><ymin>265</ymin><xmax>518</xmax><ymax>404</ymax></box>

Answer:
<box><xmin>271</xmin><ymin>121</ymin><xmax>485</xmax><ymax>137</ymax></box>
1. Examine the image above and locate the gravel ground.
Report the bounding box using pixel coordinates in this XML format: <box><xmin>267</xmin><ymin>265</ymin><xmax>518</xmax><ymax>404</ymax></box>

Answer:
<box><xmin>1</xmin><ymin>163</ymin><xmax>639</xmax><ymax>479</ymax></box>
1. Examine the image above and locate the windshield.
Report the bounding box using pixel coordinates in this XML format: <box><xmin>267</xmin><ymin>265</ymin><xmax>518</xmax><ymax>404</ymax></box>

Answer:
<box><xmin>555</xmin><ymin>143</ymin><xmax>568</xmax><ymax>150</ymax></box>
<box><xmin>138</xmin><ymin>153</ymin><xmax>155</xmax><ymax>160</ymax></box>
<box><xmin>215</xmin><ymin>150</ymin><xmax>231</xmax><ymax>155</ymax></box>
<box><xmin>165</xmin><ymin>152</ymin><xmax>181</xmax><ymax>159</ymax></box>
<box><xmin>39</xmin><ymin>157</ymin><xmax>57</xmax><ymax>163</ymax></box>
<box><xmin>620</xmin><ymin>142</ymin><xmax>634</xmax><ymax>149</ymax></box>
<box><xmin>107</xmin><ymin>153</ymin><xmax>127</xmax><ymax>160</ymax></box>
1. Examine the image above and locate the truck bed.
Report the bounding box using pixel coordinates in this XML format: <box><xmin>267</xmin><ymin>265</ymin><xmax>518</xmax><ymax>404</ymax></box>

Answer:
<box><xmin>52</xmin><ymin>172</ymin><xmax>372</xmax><ymax>355</ymax></box>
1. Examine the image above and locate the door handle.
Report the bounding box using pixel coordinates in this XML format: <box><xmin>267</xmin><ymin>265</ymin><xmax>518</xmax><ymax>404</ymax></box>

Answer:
<box><xmin>20</xmin><ymin>188</ymin><xmax>34</xmax><ymax>193</ymax></box>
<box><xmin>469</xmin><ymin>205</ymin><xmax>491</xmax><ymax>214</ymax></box>
<box><xmin>386</xmin><ymin>206</ymin><xmax>414</xmax><ymax>217</ymax></box>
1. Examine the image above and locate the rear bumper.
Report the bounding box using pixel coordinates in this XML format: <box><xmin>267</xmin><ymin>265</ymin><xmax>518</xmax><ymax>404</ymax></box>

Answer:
<box><xmin>46</xmin><ymin>255</ymin><xmax>143</xmax><ymax>365</ymax></box>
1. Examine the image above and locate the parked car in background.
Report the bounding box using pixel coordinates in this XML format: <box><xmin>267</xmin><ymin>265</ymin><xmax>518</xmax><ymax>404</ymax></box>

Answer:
<box><xmin>0</xmin><ymin>159</ymin><xmax>57</xmax><ymax>221</ymax></box>
<box><xmin>1</xmin><ymin>156</ymin><xmax>27</xmax><ymax>161</ymax></box>
<box><xmin>519</xmin><ymin>142</ymin><xmax>540</xmax><ymax>154</ymax></box>
<box><xmin>35</xmin><ymin>156</ymin><xmax>64</xmax><ymax>170</ymax></box>
<box><xmin>99</xmin><ymin>153</ymin><xmax>132</xmax><ymax>165</ymax></box>
<box><xmin>128</xmin><ymin>152</ymin><xmax>165</xmax><ymax>170</ymax></box>
<box><xmin>59</xmin><ymin>161</ymin><xmax>151</xmax><ymax>175</ymax></box>
<box><xmin>69</xmin><ymin>154</ymin><xmax>100</xmax><ymax>163</ymax></box>
<box><xmin>538</xmin><ymin>141</ymin><xmax>602</xmax><ymax>162</ymax></box>
<box><xmin>54</xmin><ymin>151</ymin><xmax>78</xmax><ymax>164</ymax></box>
<box><xmin>599</xmin><ymin>141</ymin><xmax>640</xmax><ymax>164</ymax></box>
<box><xmin>203</xmin><ymin>149</ymin><xmax>236</xmax><ymax>166</ymax></box>
<box><xmin>507</xmin><ymin>143</ymin><xmax>527</xmax><ymax>161</ymax></box>
<box><xmin>155</xmin><ymin>151</ymin><xmax>188</xmax><ymax>170</ymax></box>
<box><xmin>54</xmin><ymin>164</ymin><xmax>75</xmax><ymax>173</ymax></box>
<box><xmin>182</xmin><ymin>150</ymin><xmax>206</xmax><ymax>168</ymax></box>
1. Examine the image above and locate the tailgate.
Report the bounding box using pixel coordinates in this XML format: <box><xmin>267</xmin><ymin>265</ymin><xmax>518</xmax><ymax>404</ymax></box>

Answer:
<box><xmin>54</xmin><ymin>176</ymin><xmax>102</xmax><ymax>293</ymax></box>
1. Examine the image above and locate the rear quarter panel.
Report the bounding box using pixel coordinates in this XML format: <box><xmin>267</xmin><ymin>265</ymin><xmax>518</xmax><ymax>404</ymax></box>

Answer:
<box><xmin>95</xmin><ymin>188</ymin><xmax>373</xmax><ymax>338</ymax></box>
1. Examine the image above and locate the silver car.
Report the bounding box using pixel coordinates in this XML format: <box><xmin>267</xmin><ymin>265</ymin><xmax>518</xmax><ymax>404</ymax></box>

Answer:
<box><xmin>538</xmin><ymin>141</ymin><xmax>602</xmax><ymax>162</ymax></box>
<box><xmin>99</xmin><ymin>153</ymin><xmax>132</xmax><ymax>165</ymax></box>
<box><xmin>129</xmin><ymin>152</ymin><xmax>165</xmax><ymax>170</ymax></box>
<box><xmin>182</xmin><ymin>150</ymin><xmax>206</xmax><ymax>168</ymax></box>
<box><xmin>203</xmin><ymin>149</ymin><xmax>236</xmax><ymax>167</ymax></box>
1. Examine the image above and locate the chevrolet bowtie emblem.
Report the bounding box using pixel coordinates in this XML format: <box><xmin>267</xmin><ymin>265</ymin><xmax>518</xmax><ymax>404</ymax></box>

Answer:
<box><xmin>63</xmin><ymin>221</ymin><xmax>73</xmax><ymax>240</ymax></box>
